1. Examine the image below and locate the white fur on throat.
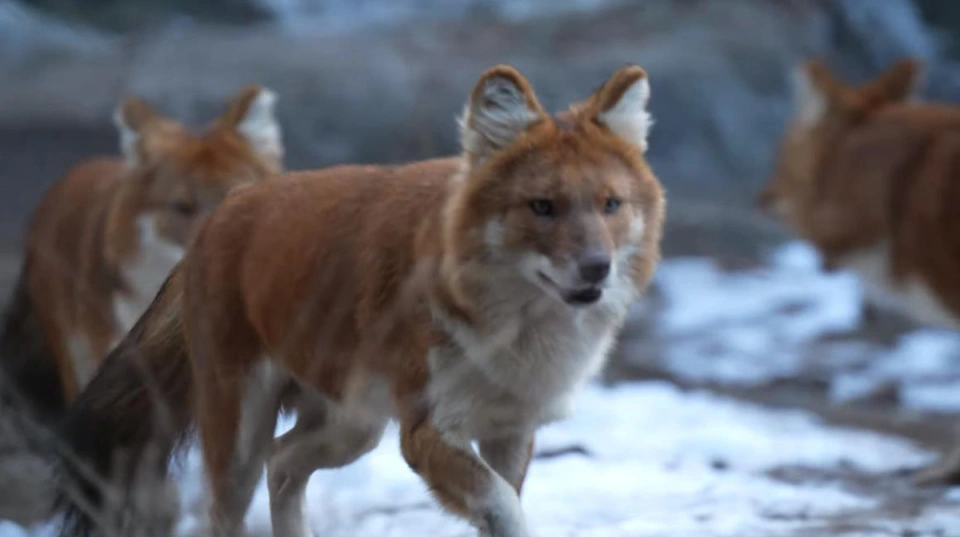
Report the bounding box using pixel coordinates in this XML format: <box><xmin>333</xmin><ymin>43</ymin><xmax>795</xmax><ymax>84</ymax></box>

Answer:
<box><xmin>841</xmin><ymin>243</ymin><xmax>960</xmax><ymax>330</ymax></box>
<box><xmin>597</xmin><ymin>76</ymin><xmax>653</xmax><ymax>152</ymax></box>
<box><xmin>237</xmin><ymin>88</ymin><xmax>283</xmax><ymax>162</ymax></box>
<box><xmin>429</xmin><ymin>217</ymin><xmax>643</xmax><ymax>440</ymax></box>
<box><xmin>113</xmin><ymin>215</ymin><xmax>186</xmax><ymax>334</ymax></box>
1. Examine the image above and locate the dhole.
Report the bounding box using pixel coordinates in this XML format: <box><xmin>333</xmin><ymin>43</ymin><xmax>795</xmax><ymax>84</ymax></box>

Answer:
<box><xmin>57</xmin><ymin>64</ymin><xmax>664</xmax><ymax>537</ymax></box>
<box><xmin>0</xmin><ymin>85</ymin><xmax>283</xmax><ymax>422</ymax></box>
<box><xmin>758</xmin><ymin>58</ymin><xmax>960</xmax><ymax>483</ymax></box>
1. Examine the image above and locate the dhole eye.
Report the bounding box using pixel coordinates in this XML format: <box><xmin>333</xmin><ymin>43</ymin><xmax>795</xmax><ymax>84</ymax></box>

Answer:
<box><xmin>528</xmin><ymin>199</ymin><xmax>555</xmax><ymax>217</ymax></box>
<box><xmin>168</xmin><ymin>201</ymin><xmax>196</xmax><ymax>216</ymax></box>
<box><xmin>603</xmin><ymin>197</ymin><xmax>622</xmax><ymax>214</ymax></box>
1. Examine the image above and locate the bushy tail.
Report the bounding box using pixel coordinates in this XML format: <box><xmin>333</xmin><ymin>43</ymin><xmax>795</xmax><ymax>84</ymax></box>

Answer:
<box><xmin>57</xmin><ymin>267</ymin><xmax>194</xmax><ymax>537</ymax></box>
<box><xmin>0</xmin><ymin>264</ymin><xmax>64</xmax><ymax>525</ymax></box>
<box><xmin>0</xmin><ymin>264</ymin><xmax>66</xmax><ymax>423</ymax></box>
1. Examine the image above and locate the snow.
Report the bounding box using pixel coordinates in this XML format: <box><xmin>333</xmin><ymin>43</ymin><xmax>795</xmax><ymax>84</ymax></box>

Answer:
<box><xmin>165</xmin><ymin>383</ymin><xmax>948</xmax><ymax>537</ymax></box>
<box><xmin>142</xmin><ymin>241</ymin><xmax>958</xmax><ymax>536</ymax></box>
<box><xmin>654</xmin><ymin>242</ymin><xmax>864</xmax><ymax>385</ymax></box>
<box><xmin>7</xmin><ymin>239</ymin><xmax>960</xmax><ymax>536</ymax></box>
<box><xmin>651</xmin><ymin>241</ymin><xmax>960</xmax><ymax>413</ymax></box>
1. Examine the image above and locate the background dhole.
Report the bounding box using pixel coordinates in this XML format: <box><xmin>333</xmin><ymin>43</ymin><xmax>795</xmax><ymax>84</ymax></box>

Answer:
<box><xmin>0</xmin><ymin>85</ymin><xmax>283</xmax><ymax>423</ymax></box>
<box><xmin>55</xmin><ymin>63</ymin><xmax>664</xmax><ymax>537</ymax></box>
<box><xmin>759</xmin><ymin>58</ymin><xmax>960</xmax><ymax>484</ymax></box>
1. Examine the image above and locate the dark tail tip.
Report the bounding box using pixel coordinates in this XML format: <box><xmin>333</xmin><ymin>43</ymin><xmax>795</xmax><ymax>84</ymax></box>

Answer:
<box><xmin>0</xmin><ymin>269</ymin><xmax>66</xmax><ymax>424</ymax></box>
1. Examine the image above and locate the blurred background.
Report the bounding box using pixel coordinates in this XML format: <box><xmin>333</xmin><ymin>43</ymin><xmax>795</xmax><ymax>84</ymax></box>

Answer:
<box><xmin>4</xmin><ymin>0</ymin><xmax>960</xmax><ymax>535</ymax></box>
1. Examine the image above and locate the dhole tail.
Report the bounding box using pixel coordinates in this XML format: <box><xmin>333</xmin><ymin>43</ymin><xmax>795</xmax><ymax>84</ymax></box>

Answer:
<box><xmin>0</xmin><ymin>266</ymin><xmax>62</xmax><ymax>526</ymax></box>
<box><xmin>0</xmin><ymin>265</ymin><xmax>66</xmax><ymax>424</ymax></box>
<box><xmin>57</xmin><ymin>266</ymin><xmax>194</xmax><ymax>537</ymax></box>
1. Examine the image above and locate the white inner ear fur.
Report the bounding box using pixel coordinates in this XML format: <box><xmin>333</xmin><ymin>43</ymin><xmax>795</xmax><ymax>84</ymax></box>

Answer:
<box><xmin>791</xmin><ymin>66</ymin><xmax>826</xmax><ymax>127</ymax></box>
<box><xmin>597</xmin><ymin>77</ymin><xmax>653</xmax><ymax>152</ymax></box>
<box><xmin>113</xmin><ymin>106</ymin><xmax>141</xmax><ymax>169</ymax></box>
<box><xmin>237</xmin><ymin>88</ymin><xmax>283</xmax><ymax>162</ymax></box>
<box><xmin>460</xmin><ymin>77</ymin><xmax>540</xmax><ymax>158</ymax></box>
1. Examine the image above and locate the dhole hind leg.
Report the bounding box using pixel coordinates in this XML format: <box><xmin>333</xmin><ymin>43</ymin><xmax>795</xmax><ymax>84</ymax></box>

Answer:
<box><xmin>267</xmin><ymin>393</ymin><xmax>386</xmax><ymax>537</ymax></box>
<box><xmin>400</xmin><ymin>418</ymin><xmax>529</xmax><ymax>537</ymax></box>
<box><xmin>196</xmin><ymin>361</ymin><xmax>285</xmax><ymax>537</ymax></box>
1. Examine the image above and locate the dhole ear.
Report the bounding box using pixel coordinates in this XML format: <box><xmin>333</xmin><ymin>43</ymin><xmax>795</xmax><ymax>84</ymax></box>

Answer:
<box><xmin>860</xmin><ymin>58</ymin><xmax>924</xmax><ymax>107</ymax></box>
<box><xmin>592</xmin><ymin>65</ymin><xmax>653</xmax><ymax>152</ymax></box>
<box><xmin>221</xmin><ymin>85</ymin><xmax>284</xmax><ymax>171</ymax></box>
<box><xmin>113</xmin><ymin>96</ymin><xmax>160</xmax><ymax>168</ymax></box>
<box><xmin>460</xmin><ymin>65</ymin><xmax>546</xmax><ymax>162</ymax></box>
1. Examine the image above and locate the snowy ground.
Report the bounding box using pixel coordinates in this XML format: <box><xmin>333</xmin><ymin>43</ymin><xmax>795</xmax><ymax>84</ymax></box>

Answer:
<box><xmin>4</xmin><ymin>241</ymin><xmax>960</xmax><ymax>536</ymax></box>
<box><xmin>174</xmin><ymin>383</ymin><xmax>951</xmax><ymax>537</ymax></box>
<box><xmin>7</xmin><ymin>382</ymin><xmax>951</xmax><ymax>537</ymax></box>
<box><xmin>626</xmin><ymin>242</ymin><xmax>960</xmax><ymax>414</ymax></box>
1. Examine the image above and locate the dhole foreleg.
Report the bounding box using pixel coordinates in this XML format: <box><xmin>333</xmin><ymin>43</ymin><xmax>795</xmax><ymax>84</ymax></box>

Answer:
<box><xmin>400</xmin><ymin>417</ymin><xmax>529</xmax><ymax>537</ymax></box>
<box><xmin>479</xmin><ymin>434</ymin><xmax>535</xmax><ymax>495</ymax></box>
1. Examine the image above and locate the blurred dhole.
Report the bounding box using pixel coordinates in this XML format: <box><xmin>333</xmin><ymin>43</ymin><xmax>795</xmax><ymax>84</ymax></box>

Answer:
<box><xmin>759</xmin><ymin>57</ymin><xmax>960</xmax><ymax>484</ymax></box>
<box><xmin>0</xmin><ymin>85</ymin><xmax>283</xmax><ymax>422</ymax></box>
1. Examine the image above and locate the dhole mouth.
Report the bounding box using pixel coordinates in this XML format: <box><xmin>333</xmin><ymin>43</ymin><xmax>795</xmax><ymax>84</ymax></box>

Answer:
<box><xmin>537</xmin><ymin>271</ymin><xmax>603</xmax><ymax>306</ymax></box>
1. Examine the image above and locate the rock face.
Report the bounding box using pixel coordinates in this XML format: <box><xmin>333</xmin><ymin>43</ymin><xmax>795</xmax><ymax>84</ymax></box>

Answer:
<box><xmin>0</xmin><ymin>0</ymin><xmax>956</xmax><ymax>252</ymax></box>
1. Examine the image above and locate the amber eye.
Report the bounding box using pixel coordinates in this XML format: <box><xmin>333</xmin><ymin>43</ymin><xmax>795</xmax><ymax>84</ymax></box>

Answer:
<box><xmin>168</xmin><ymin>200</ymin><xmax>196</xmax><ymax>216</ymax></box>
<box><xmin>603</xmin><ymin>197</ymin><xmax>622</xmax><ymax>214</ymax></box>
<box><xmin>529</xmin><ymin>199</ymin><xmax>555</xmax><ymax>217</ymax></box>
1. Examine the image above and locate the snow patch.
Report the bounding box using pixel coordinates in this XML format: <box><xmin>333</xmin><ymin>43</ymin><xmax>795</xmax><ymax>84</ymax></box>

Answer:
<box><xmin>160</xmin><ymin>383</ymin><xmax>947</xmax><ymax>536</ymax></box>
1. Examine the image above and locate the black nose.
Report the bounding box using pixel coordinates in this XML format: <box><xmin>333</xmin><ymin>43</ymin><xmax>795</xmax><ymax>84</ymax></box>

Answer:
<box><xmin>578</xmin><ymin>254</ymin><xmax>611</xmax><ymax>284</ymax></box>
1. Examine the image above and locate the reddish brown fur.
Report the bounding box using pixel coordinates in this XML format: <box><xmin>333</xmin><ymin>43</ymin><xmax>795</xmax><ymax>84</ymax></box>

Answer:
<box><xmin>758</xmin><ymin>58</ymin><xmax>960</xmax><ymax>484</ymax></box>
<box><xmin>57</xmin><ymin>65</ymin><xmax>665</xmax><ymax>537</ymax></box>
<box><xmin>192</xmin><ymin>65</ymin><xmax>661</xmax><ymax>535</ymax></box>
<box><xmin>11</xmin><ymin>86</ymin><xmax>279</xmax><ymax>406</ymax></box>
<box><xmin>758</xmin><ymin>58</ymin><xmax>960</xmax><ymax>314</ymax></box>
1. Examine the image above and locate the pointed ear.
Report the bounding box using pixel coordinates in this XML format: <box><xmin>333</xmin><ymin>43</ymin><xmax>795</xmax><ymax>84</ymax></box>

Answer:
<box><xmin>460</xmin><ymin>65</ymin><xmax>546</xmax><ymax>162</ymax></box>
<box><xmin>592</xmin><ymin>65</ymin><xmax>653</xmax><ymax>152</ymax></box>
<box><xmin>791</xmin><ymin>60</ymin><xmax>838</xmax><ymax>126</ymax></box>
<box><xmin>113</xmin><ymin>96</ymin><xmax>160</xmax><ymax>168</ymax></box>
<box><xmin>221</xmin><ymin>85</ymin><xmax>283</xmax><ymax>170</ymax></box>
<box><xmin>859</xmin><ymin>58</ymin><xmax>924</xmax><ymax>108</ymax></box>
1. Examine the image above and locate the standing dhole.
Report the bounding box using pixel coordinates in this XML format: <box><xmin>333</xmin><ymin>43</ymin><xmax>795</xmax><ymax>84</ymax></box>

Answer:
<box><xmin>0</xmin><ymin>85</ymin><xmax>283</xmax><ymax>422</ymax></box>
<box><xmin>56</xmin><ymin>64</ymin><xmax>664</xmax><ymax>537</ymax></box>
<box><xmin>758</xmin><ymin>58</ymin><xmax>960</xmax><ymax>484</ymax></box>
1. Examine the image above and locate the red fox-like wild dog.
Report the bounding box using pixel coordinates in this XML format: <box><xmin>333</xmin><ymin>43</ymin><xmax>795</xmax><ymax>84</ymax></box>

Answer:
<box><xmin>758</xmin><ymin>58</ymin><xmax>960</xmax><ymax>483</ymax></box>
<box><xmin>0</xmin><ymin>85</ymin><xmax>283</xmax><ymax>422</ymax></box>
<box><xmin>57</xmin><ymin>64</ymin><xmax>664</xmax><ymax>537</ymax></box>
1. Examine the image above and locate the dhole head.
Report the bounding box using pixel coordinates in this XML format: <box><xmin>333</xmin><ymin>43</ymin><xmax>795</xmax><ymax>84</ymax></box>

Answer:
<box><xmin>110</xmin><ymin>85</ymin><xmax>283</xmax><ymax>249</ymax></box>
<box><xmin>448</xmin><ymin>64</ymin><xmax>665</xmax><ymax>307</ymax></box>
<box><xmin>757</xmin><ymin>58</ymin><xmax>922</xmax><ymax>227</ymax></box>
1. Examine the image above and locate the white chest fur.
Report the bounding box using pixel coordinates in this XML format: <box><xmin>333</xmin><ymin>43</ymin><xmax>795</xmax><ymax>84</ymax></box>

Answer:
<box><xmin>113</xmin><ymin>215</ymin><xmax>185</xmax><ymax>335</ymax></box>
<box><xmin>427</xmin><ymin>287</ymin><xmax>628</xmax><ymax>440</ymax></box>
<box><xmin>841</xmin><ymin>243</ymin><xmax>960</xmax><ymax>330</ymax></box>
